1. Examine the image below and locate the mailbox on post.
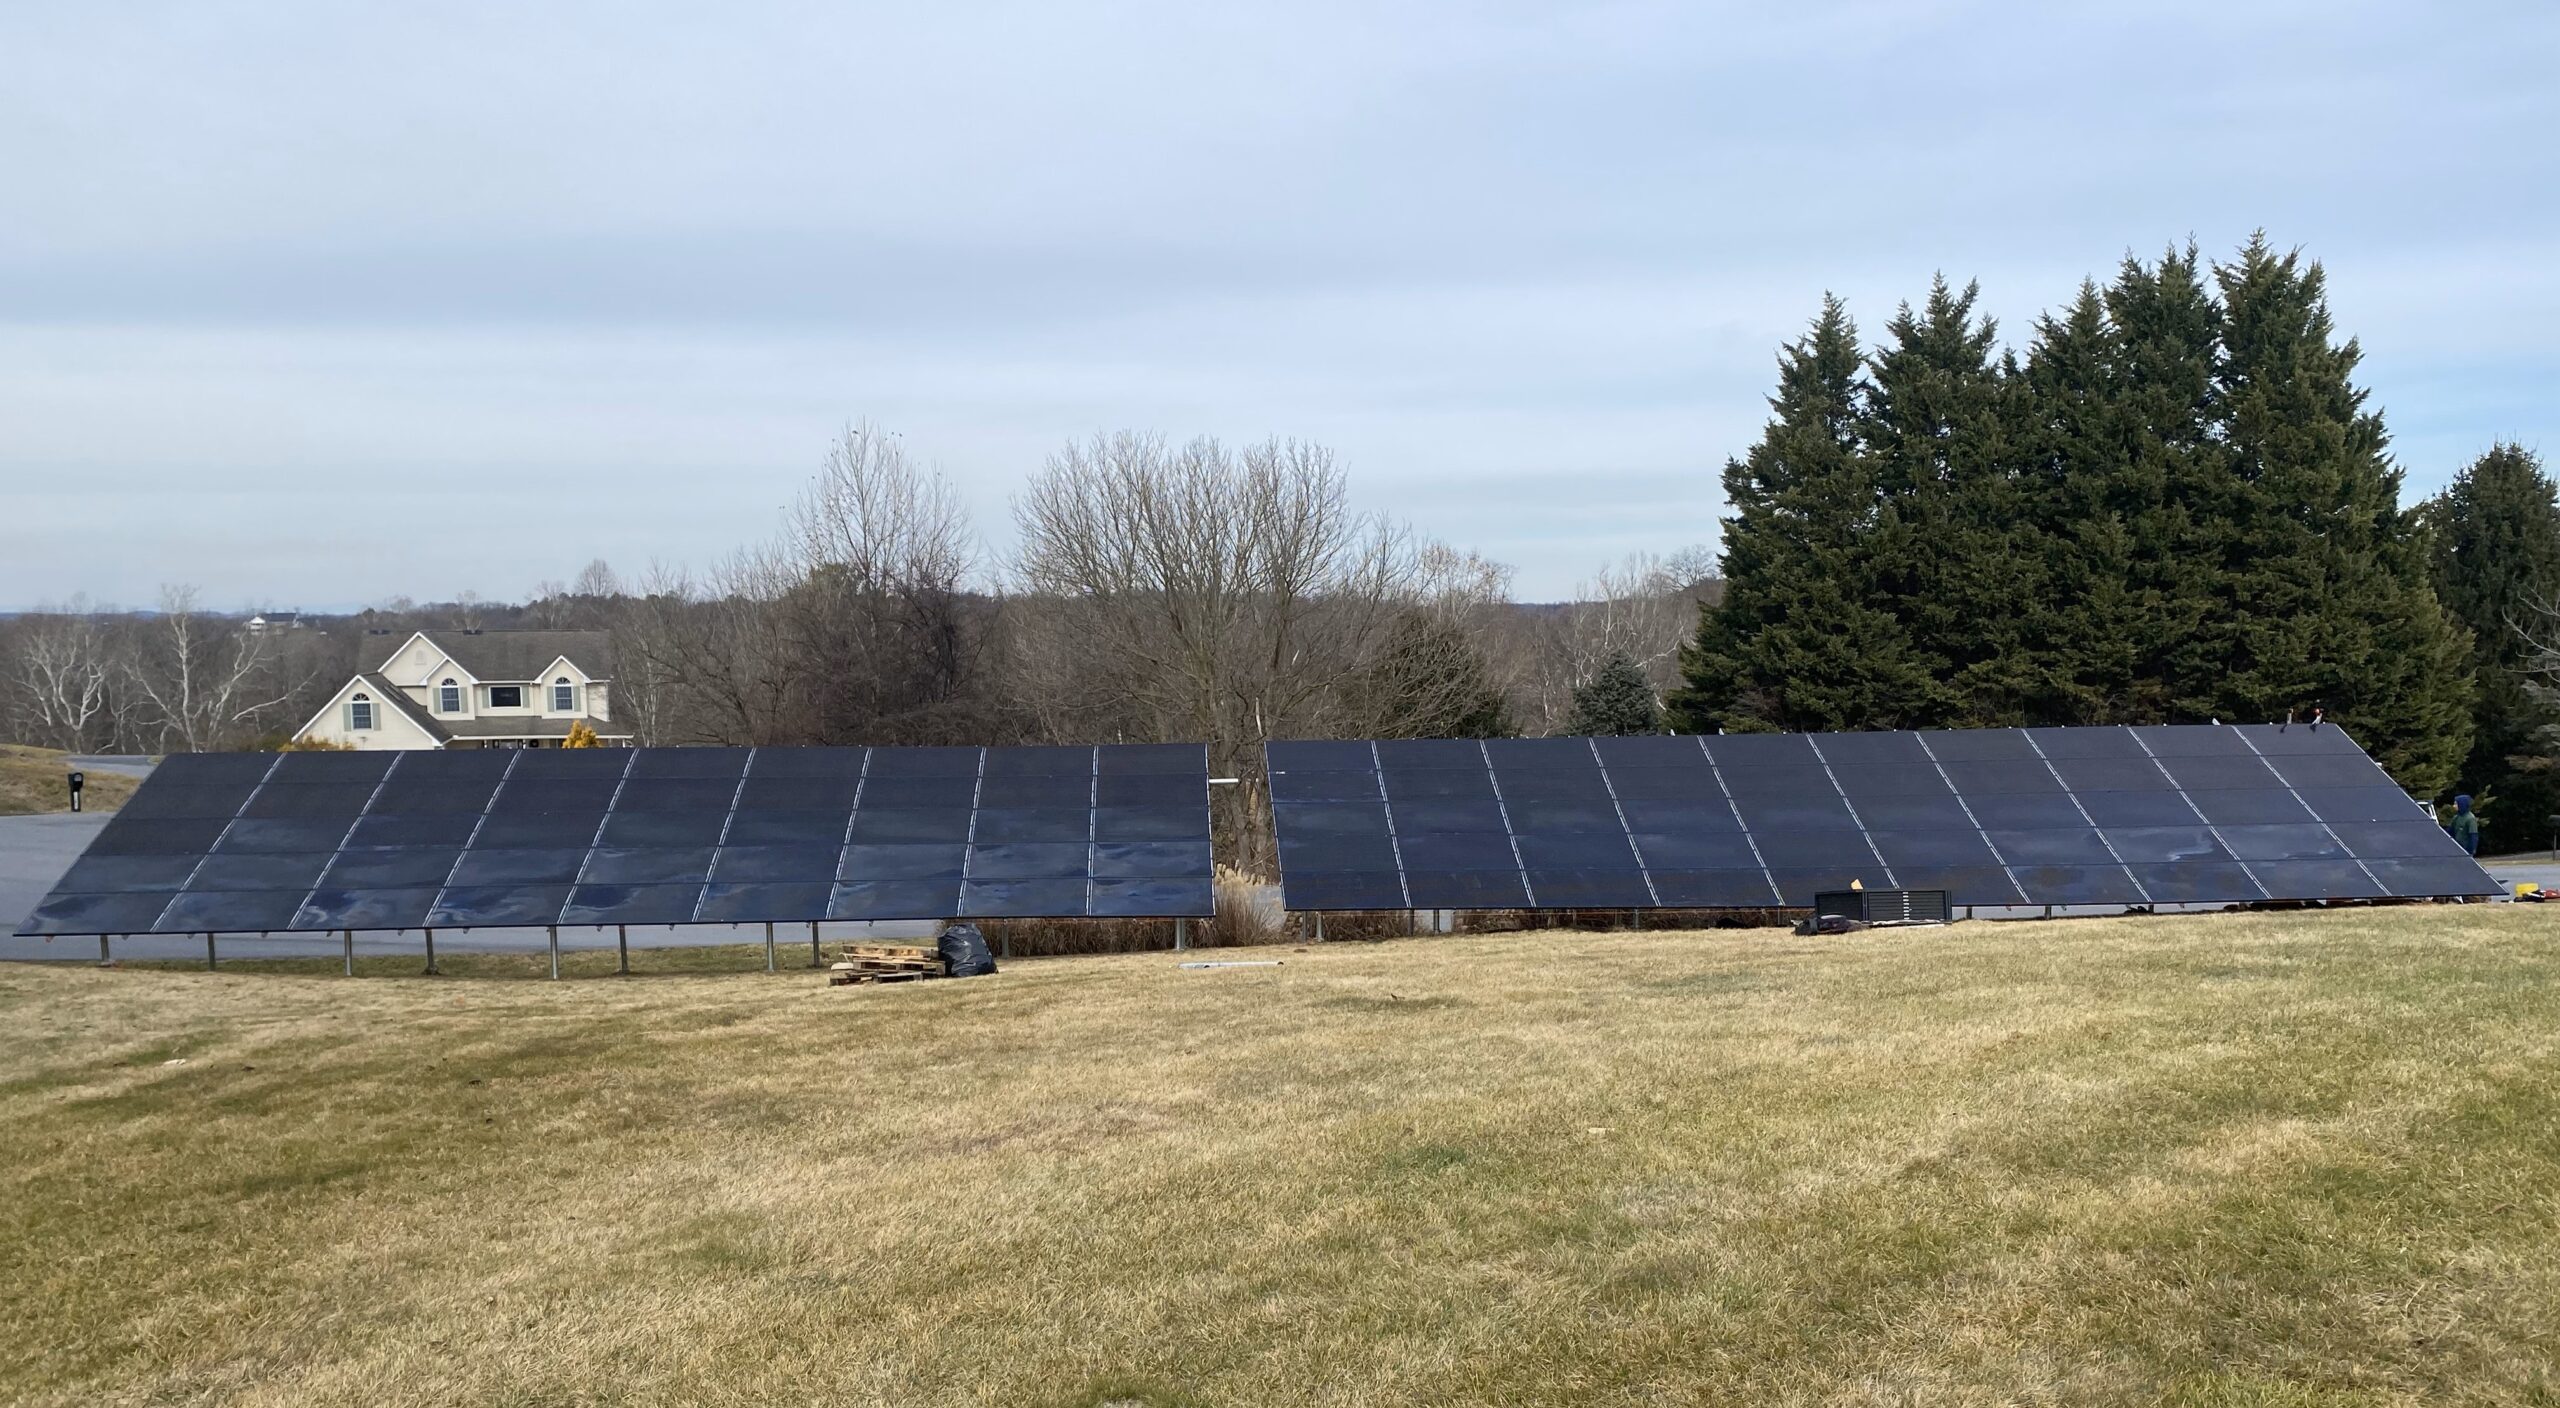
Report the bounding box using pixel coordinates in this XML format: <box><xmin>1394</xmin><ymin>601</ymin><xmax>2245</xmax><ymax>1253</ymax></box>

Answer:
<box><xmin>66</xmin><ymin>770</ymin><xmax>84</xmax><ymax>814</ymax></box>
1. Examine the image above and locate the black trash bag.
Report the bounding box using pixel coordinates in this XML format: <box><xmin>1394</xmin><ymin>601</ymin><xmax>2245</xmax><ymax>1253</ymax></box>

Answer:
<box><xmin>938</xmin><ymin>923</ymin><xmax>997</xmax><ymax>977</ymax></box>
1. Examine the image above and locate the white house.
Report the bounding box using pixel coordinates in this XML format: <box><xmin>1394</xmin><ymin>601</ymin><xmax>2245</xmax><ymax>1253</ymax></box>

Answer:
<box><xmin>297</xmin><ymin>629</ymin><xmax>634</xmax><ymax>750</ymax></box>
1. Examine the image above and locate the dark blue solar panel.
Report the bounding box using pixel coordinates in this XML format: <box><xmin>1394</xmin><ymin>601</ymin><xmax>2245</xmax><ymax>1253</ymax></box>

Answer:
<box><xmin>2074</xmin><ymin>791</ymin><xmax>2203</xmax><ymax>827</ymax></box>
<box><xmin>2249</xmin><ymin>860</ymin><xmax>2386</xmax><ymax>901</ymax></box>
<box><xmin>446</xmin><ymin>848</ymin><xmax>587</xmax><ymax>885</ymax></box>
<box><xmin>295</xmin><ymin>887</ymin><xmax>441</xmax><ymax>930</ymax></box>
<box><xmin>834</xmin><ymin>880</ymin><xmax>962</xmax><ymax>926</ymax></box>
<box><xmin>425</xmin><ymin>885</ymin><xmax>575</xmax><ymax>927</ymax></box>
<box><xmin>582</xmin><ymin>847</ymin><xmax>714</xmax><ymax>884</ymax></box>
<box><xmin>701</xmin><ymin>880</ymin><xmax>832</xmax><ymax>921</ymax></box>
<box><xmin>22</xmin><ymin>891</ymin><xmax>177</xmax><ymax>935</ymax></box>
<box><xmin>321</xmin><ymin>849</ymin><xmax>461</xmax><ymax>887</ymax></box>
<box><xmin>1261</xmin><ymin>725</ymin><xmax>2488</xmax><ymax>913</ymax></box>
<box><xmin>721</xmin><ymin>809</ymin><xmax>851</xmax><ymax>845</ymax></box>
<box><xmin>2185</xmin><ymin>789</ymin><xmax>2315</xmax><ymax>825</ymax></box>
<box><xmin>2359</xmin><ymin>858</ymin><xmax>2500</xmax><ymax>896</ymax></box>
<box><xmin>563</xmin><ymin>884</ymin><xmax>705</xmax><ymax>925</ymax></box>
<box><xmin>17</xmin><ymin>743</ymin><xmax>1212</xmax><ymax>934</ymax></box>
<box><xmin>161</xmin><ymin>889</ymin><xmax>307</xmax><ymax>932</ymax></box>
<box><xmin>838</xmin><ymin>843</ymin><xmax>968</xmax><ymax>880</ymax></box>
<box><xmin>56</xmin><ymin>854</ymin><xmax>199</xmax><ymax>891</ymax></box>
<box><xmin>1399</xmin><ymin>870</ymin><xmax>1533</xmax><ymax>908</ymax></box>
<box><xmin>1090</xmin><ymin>878</ymin><xmax>1216</xmax><ymax>916</ymax></box>
<box><xmin>960</xmin><ymin>878</ymin><xmax>1091</xmax><ymax>916</ymax></box>
<box><xmin>972</xmin><ymin>809</ymin><xmax>1091</xmax><ymax>843</ymax></box>
<box><xmin>242</xmin><ymin>783</ymin><xmax>378</xmax><ymax>818</ymax></box>
<box><xmin>186</xmin><ymin>852</ymin><xmax>331</xmax><ymax>891</ymax></box>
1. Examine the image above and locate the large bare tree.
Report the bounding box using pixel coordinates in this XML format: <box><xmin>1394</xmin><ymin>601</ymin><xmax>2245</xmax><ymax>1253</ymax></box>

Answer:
<box><xmin>121</xmin><ymin>586</ymin><xmax>315</xmax><ymax>752</ymax></box>
<box><xmin>2</xmin><ymin>597</ymin><xmax>118</xmax><ymax>750</ymax></box>
<box><xmin>616</xmin><ymin>425</ymin><xmax>1005</xmax><ymax>746</ymax></box>
<box><xmin>1013</xmin><ymin>432</ymin><xmax>1490</xmax><ymax>864</ymax></box>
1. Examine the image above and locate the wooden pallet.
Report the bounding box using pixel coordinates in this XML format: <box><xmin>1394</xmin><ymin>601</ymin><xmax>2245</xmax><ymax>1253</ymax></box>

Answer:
<box><xmin>827</xmin><ymin>944</ymin><xmax>946</xmax><ymax>986</ymax></box>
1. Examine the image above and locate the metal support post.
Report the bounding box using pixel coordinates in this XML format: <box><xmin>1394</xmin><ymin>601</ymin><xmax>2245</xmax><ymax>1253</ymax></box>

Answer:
<box><xmin>548</xmin><ymin>924</ymin><xmax>561</xmax><ymax>980</ymax></box>
<box><xmin>809</xmin><ymin>921</ymin><xmax>822</xmax><ymax>967</ymax></box>
<box><xmin>1314</xmin><ymin>911</ymin><xmax>1326</xmax><ymax>941</ymax></box>
<box><xmin>423</xmin><ymin>927</ymin><xmax>439</xmax><ymax>975</ymax></box>
<box><xmin>343</xmin><ymin>929</ymin><xmax>355</xmax><ymax>976</ymax></box>
<box><xmin>205</xmin><ymin>933</ymin><xmax>217</xmax><ymax>971</ymax></box>
<box><xmin>1174</xmin><ymin>917</ymin><xmax>1190</xmax><ymax>951</ymax></box>
<box><xmin>617</xmin><ymin>924</ymin><xmax>629</xmax><ymax>975</ymax></box>
<box><xmin>98</xmin><ymin>934</ymin><xmax>111</xmax><ymax>965</ymax></box>
<box><xmin>764</xmin><ymin>921</ymin><xmax>777</xmax><ymax>973</ymax></box>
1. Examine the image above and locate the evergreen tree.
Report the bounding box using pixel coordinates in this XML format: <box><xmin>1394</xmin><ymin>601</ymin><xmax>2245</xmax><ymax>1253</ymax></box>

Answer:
<box><xmin>1564</xmin><ymin>652</ymin><xmax>1662</xmax><ymax>736</ymax></box>
<box><xmin>1862</xmin><ymin>277</ymin><xmax>2044</xmax><ymax>723</ymax></box>
<box><xmin>2208</xmin><ymin>237</ymin><xmax>2471</xmax><ymax>792</ymax></box>
<box><xmin>2427</xmin><ymin>443</ymin><xmax>2560</xmax><ymax>847</ymax></box>
<box><xmin>1679</xmin><ymin>237</ymin><xmax>2473</xmax><ymax>793</ymax></box>
<box><xmin>2021</xmin><ymin>248</ymin><xmax>2231</xmax><ymax>723</ymax></box>
<box><xmin>1671</xmin><ymin>297</ymin><xmax>1943</xmax><ymax>732</ymax></box>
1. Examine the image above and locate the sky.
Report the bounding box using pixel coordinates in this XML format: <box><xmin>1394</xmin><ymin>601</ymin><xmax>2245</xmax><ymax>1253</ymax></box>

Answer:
<box><xmin>3</xmin><ymin>1</ymin><xmax>2555</xmax><ymax>607</ymax></box>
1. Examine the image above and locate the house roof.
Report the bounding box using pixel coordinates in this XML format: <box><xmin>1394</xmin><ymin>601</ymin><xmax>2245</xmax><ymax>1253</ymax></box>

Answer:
<box><xmin>355</xmin><ymin>673</ymin><xmax>454</xmax><ymax>742</ymax></box>
<box><xmin>400</xmin><ymin>629</ymin><xmax>614</xmax><ymax>682</ymax></box>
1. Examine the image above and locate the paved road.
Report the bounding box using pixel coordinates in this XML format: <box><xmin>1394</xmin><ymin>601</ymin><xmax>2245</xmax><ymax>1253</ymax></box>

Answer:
<box><xmin>2480</xmin><ymin>858</ymin><xmax>2560</xmax><ymax>894</ymax></box>
<box><xmin>63</xmin><ymin>755</ymin><xmax>156</xmax><ymax>779</ymax></box>
<box><xmin>0</xmin><ymin>812</ymin><xmax>934</xmax><ymax>963</ymax></box>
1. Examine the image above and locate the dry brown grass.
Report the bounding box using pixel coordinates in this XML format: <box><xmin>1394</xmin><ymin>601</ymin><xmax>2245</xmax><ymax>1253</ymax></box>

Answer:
<box><xmin>5</xmin><ymin>906</ymin><xmax>2559</xmax><ymax>1405</ymax></box>
<box><xmin>0</xmin><ymin>745</ymin><xmax>138</xmax><ymax>815</ymax></box>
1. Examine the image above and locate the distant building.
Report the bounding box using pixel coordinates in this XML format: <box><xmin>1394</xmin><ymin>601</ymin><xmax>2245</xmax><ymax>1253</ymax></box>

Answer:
<box><xmin>296</xmin><ymin>629</ymin><xmax>633</xmax><ymax>750</ymax></box>
<box><xmin>246</xmin><ymin>611</ymin><xmax>304</xmax><ymax>632</ymax></box>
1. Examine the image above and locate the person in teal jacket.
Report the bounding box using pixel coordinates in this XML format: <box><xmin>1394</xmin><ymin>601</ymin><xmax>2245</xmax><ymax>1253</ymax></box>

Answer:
<box><xmin>2447</xmin><ymin>794</ymin><xmax>2481</xmax><ymax>856</ymax></box>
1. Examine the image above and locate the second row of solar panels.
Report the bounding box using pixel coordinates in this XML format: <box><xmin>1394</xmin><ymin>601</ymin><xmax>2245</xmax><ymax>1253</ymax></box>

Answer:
<box><xmin>1264</xmin><ymin>726</ymin><xmax>2496</xmax><ymax>910</ymax></box>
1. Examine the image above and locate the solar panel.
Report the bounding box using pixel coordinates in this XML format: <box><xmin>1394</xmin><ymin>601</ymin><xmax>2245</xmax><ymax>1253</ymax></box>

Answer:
<box><xmin>1266</xmin><ymin>725</ymin><xmax>2499</xmax><ymax>912</ymax></box>
<box><xmin>17</xmin><ymin>744</ymin><xmax>1213</xmax><ymax>936</ymax></box>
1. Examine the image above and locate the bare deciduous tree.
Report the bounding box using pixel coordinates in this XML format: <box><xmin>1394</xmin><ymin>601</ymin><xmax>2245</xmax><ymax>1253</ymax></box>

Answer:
<box><xmin>121</xmin><ymin>586</ymin><xmax>315</xmax><ymax>752</ymax></box>
<box><xmin>615</xmin><ymin>426</ymin><xmax>1005</xmax><ymax>746</ymax></box>
<box><xmin>3</xmin><ymin>597</ymin><xmax>118</xmax><ymax>750</ymax></box>
<box><xmin>1014</xmin><ymin>432</ymin><xmax>1479</xmax><ymax>865</ymax></box>
<box><xmin>1494</xmin><ymin>547</ymin><xmax>1719</xmax><ymax>734</ymax></box>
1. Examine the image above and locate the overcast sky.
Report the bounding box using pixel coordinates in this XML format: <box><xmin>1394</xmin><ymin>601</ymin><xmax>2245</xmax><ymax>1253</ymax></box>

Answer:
<box><xmin>3</xmin><ymin>1</ymin><xmax>2554</xmax><ymax>607</ymax></box>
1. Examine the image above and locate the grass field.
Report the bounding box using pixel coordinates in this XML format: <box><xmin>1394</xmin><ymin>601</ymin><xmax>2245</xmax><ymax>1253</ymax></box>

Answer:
<box><xmin>0</xmin><ymin>745</ymin><xmax>136</xmax><ymax>815</ymax></box>
<box><xmin>4</xmin><ymin>909</ymin><xmax>2557</xmax><ymax>1406</ymax></box>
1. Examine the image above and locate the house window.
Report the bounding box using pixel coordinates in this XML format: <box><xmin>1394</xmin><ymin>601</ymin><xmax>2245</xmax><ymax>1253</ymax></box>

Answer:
<box><xmin>438</xmin><ymin>679</ymin><xmax>461</xmax><ymax>713</ymax></box>
<box><xmin>488</xmin><ymin>685</ymin><xmax>524</xmax><ymax>709</ymax></box>
<box><xmin>553</xmin><ymin>677</ymin><xmax>575</xmax><ymax>711</ymax></box>
<box><xmin>348</xmin><ymin>694</ymin><xmax>376</xmax><ymax>730</ymax></box>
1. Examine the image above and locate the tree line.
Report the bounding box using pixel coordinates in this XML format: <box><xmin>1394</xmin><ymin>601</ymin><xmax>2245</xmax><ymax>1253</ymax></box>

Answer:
<box><xmin>8</xmin><ymin>234</ymin><xmax>2551</xmax><ymax>845</ymax></box>
<box><xmin>1676</xmin><ymin>236</ymin><xmax>2560</xmax><ymax>842</ymax></box>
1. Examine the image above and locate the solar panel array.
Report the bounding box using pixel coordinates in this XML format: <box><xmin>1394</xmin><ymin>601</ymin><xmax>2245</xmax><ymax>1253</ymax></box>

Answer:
<box><xmin>18</xmin><ymin>744</ymin><xmax>1212</xmax><ymax>936</ymax></box>
<box><xmin>1266</xmin><ymin>725</ymin><xmax>2499</xmax><ymax>911</ymax></box>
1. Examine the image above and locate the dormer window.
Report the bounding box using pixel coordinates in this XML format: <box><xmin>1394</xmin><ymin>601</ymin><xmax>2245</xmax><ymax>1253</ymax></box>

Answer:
<box><xmin>348</xmin><ymin>693</ymin><xmax>376</xmax><ymax>730</ymax></box>
<box><xmin>438</xmin><ymin>679</ymin><xmax>461</xmax><ymax>713</ymax></box>
<box><xmin>553</xmin><ymin>677</ymin><xmax>575</xmax><ymax>711</ymax></box>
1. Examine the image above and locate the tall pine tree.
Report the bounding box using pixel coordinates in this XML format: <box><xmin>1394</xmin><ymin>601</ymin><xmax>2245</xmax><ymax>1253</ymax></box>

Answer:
<box><xmin>1679</xmin><ymin>237</ymin><xmax>2473</xmax><ymax>792</ymax></box>
<box><xmin>2426</xmin><ymin>443</ymin><xmax>2560</xmax><ymax>847</ymax></box>
<box><xmin>2208</xmin><ymin>237</ymin><xmax>2470</xmax><ymax>791</ymax></box>
<box><xmin>1671</xmin><ymin>297</ymin><xmax>1943</xmax><ymax>732</ymax></box>
<box><xmin>1863</xmin><ymin>277</ymin><xmax>2044</xmax><ymax>723</ymax></box>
